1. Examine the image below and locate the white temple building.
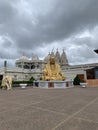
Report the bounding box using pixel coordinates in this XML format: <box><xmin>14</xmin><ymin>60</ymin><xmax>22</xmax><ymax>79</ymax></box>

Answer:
<box><xmin>0</xmin><ymin>49</ymin><xmax>98</xmax><ymax>81</ymax></box>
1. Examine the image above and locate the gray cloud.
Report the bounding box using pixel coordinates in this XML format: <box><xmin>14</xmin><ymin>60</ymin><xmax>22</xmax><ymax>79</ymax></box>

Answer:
<box><xmin>36</xmin><ymin>0</ymin><xmax>98</xmax><ymax>42</ymax></box>
<box><xmin>0</xmin><ymin>0</ymin><xmax>98</xmax><ymax>66</ymax></box>
<box><xmin>0</xmin><ymin>0</ymin><xmax>17</xmax><ymax>24</ymax></box>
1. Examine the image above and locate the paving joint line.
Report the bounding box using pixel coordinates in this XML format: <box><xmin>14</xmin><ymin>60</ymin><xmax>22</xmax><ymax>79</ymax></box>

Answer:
<box><xmin>0</xmin><ymin>94</ymin><xmax>64</xmax><ymax>114</ymax></box>
<box><xmin>51</xmin><ymin>97</ymin><xmax>98</xmax><ymax>130</ymax></box>
<box><xmin>0</xmin><ymin>101</ymin><xmax>42</xmax><ymax>114</ymax></box>
<box><xmin>33</xmin><ymin>106</ymin><xmax>67</xmax><ymax>116</ymax></box>
<box><xmin>74</xmin><ymin>117</ymin><xmax>98</xmax><ymax>124</ymax></box>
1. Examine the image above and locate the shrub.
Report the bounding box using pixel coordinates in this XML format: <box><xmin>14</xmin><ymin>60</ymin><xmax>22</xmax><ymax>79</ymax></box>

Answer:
<box><xmin>73</xmin><ymin>75</ymin><xmax>81</xmax><ymax>85</ymax></box>
<box><xmin>29</xmin><ymin>77</ymin><xmax>35</xmax><ymax>81</ymax></box>
<box><xmin>12</xmin><ymin>80</ymin><xmax>33</xmax><ymax>87</ymax></box>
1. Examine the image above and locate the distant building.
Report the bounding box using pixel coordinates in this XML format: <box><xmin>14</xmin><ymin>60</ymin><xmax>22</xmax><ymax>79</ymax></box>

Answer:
<box><xmin>15</xmin><ymin>55</ymin><xmax>45</xmax><ymax>71</ymax></box>
<box><xmin>44</xmin><ymin>49</ymin><xmax>69</xmax><ymax>66</ymax></box>
<box><xmin>0</xmin><ymin>49</ymin><xmax>98</xmax><ymax>81</ymax></box>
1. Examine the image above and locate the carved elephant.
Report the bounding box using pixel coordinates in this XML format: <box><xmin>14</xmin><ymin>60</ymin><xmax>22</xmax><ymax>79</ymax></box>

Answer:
<box><xmin>1</xmin><ymin>76</ymin><xmax>12</xmax><ymax>90</ymax></box>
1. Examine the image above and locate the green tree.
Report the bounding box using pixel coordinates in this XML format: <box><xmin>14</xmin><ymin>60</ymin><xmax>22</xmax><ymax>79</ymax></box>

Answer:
<box><xmin>73</xmin><ymin>75</ymin><xmax>81</xmax><ymax>85</ymax></box>
<box><xmin>29</xmin><ymin>77</ymin><xmax>35</xmax><ymax>81</ymax></box>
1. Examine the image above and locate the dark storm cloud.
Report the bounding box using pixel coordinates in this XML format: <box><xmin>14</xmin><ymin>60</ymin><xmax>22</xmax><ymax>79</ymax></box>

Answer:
<box><xmin>0</xmin><ymin>0</ymin><xmax>98</xmax><ymax>66</ymax></box>
<box><xmin>35</xmin><ymin>0</ymin><xmax>98</xmax><ymax>43</ymax></box>
<box><xmin>14</xmin><ymin>0</ymin><xmax>98</xmax><ymax>50</ymax></box>
<box><xmin>0</xmin><ymin>1</ymin><xmax>16</xmax><ymax>24</ymax></box>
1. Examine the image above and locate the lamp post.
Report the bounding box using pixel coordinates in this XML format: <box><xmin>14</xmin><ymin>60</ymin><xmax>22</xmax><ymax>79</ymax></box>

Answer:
<box><xmin>4</xmin><ymin>60</ymin><xmax>7</xmax><ymax>76</ymax></box>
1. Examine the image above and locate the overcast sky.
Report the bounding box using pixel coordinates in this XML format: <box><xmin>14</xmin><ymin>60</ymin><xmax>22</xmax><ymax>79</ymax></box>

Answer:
<box><xmin>0</xmin><ymin>0</ymin><xmax>98</xmax><ymax>67</ymax></box>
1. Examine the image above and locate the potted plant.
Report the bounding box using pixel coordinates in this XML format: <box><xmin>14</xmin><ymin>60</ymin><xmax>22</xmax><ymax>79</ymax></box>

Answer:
<box><xmin>80</xmin><ymin>80</ymin><xmax>87</xmax><ymax>87</ymax></box>
<box><xmin>19</xmin><ymin>81</ymin><xmax>27</xmax><ymax>88</ymax></box>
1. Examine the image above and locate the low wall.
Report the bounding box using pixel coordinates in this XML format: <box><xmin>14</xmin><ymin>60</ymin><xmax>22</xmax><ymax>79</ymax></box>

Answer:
<box><xmin>33</xmin><ymin>80</ymin><xmax>73</xmax><ymax>88</ymax></box>
<box><xmin>86</xmin><ymin>79</ymin><xmax>98</xmax><ymax>87</ymax></box>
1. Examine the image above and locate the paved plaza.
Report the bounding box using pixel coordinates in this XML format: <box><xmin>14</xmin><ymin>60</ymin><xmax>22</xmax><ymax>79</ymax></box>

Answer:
<box><xmin>0</xmin><ymin>86</ymin><xmax>98</xmax><ymax>130</ymax></box>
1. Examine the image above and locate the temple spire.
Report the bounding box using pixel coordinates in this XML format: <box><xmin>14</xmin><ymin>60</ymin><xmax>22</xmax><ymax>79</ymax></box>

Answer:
<box><xmin>50</xmin><ymin>48</ymin><xmax>55</xmax><ymax>57</ymax></box>
<box><xmin>61</xmin><ymin>49</ymin><xmax>69</xmax><ymax>65</ymax></box>
<box><xmin>55</xmin><ymin>48</ymin><xmax>61</xmax><ymax>64</ymax></box>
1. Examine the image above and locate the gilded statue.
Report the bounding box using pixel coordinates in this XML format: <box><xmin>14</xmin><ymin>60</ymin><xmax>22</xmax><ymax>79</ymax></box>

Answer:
<box><xmin>42</xmin><ymin>56</ymin><xmax>66</xmax><ymax>80</ymax></box>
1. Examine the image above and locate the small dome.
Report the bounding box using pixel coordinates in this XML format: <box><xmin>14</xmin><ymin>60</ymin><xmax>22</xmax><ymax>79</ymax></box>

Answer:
<box><xmin>19</xmin><ymin>56</ymin><xmax>29</xmax><ymax>60</ymax></box>
<box><xmin>16</xmin><ymin>56</ymin><xmax>29</xmax><ymax>62</ymax></box>
<box><xmin>32</xmin><ymin>55</ymin><xmax>39</xmax><ymax>61</ymax></box>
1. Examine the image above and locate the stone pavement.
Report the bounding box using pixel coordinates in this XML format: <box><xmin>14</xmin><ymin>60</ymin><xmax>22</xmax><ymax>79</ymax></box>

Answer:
<box><xmin>0</xmin><ymin>86</ymin><xmax>98</xmax><ymax>130</ymax></box>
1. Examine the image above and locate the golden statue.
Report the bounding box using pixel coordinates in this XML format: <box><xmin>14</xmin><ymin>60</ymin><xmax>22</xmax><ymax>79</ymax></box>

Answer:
<box><xmin>42</xmin><ymin>56</ymin><xmax>66</xmax><ymax>80</ymax></box>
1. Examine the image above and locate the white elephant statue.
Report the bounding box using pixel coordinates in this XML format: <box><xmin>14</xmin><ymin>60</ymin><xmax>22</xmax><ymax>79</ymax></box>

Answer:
<box><xmin>1</xmin><ymin>76</ymin><xmax>12</xmax><ymax>90</ymax></box>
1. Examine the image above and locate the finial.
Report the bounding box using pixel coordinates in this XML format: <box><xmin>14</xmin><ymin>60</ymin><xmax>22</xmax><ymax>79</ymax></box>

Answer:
<box><xmin>56</xmin><ymin>48</ymin><xmax>58</xmax><ymax>52</ymax></box>
<box><xmin>62</xmin><ymin>48</ymin><xmax>66</xmax><ymax>53</ymax></box>
<box><xmin>49</xmin><ymin>51</ymin><xmax>50</xmax><ymax>55</ymax></box>
<box><xmin>52</xmin><ymin>48</ymin><xmax>54</xmax><ymax>52</ymax></box>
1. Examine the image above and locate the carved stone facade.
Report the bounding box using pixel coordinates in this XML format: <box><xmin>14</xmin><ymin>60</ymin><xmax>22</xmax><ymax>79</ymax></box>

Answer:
<box><xmin>0</xmin><ymin>49</ymin><xmax>98</xmax><ymax>81</ymax></box>
<box><xmin>15</xmin><ymin>55</ymin><xmax>45</xmax><ymax>70</ymax></box>
<box><xmin>44</xmin><ymin>49</ymin><xmax>69</xmax><ymax>66</ymax></box>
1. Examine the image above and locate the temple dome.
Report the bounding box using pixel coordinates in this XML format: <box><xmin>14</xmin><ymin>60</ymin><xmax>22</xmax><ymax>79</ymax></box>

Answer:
<box><xmin>16</xmin><ymin>56</ymin><xmax>29</xmax><ymax>62</ymax></box>
<box><xmin>32</xmin><ymin>55</ymin><xmax>39</xmax><ymax>61</ymax></box>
